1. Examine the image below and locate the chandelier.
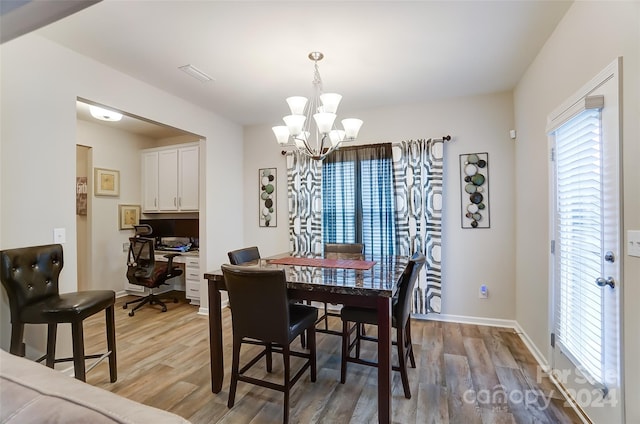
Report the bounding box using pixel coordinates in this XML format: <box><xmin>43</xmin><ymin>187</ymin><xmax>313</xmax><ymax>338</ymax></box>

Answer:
<box><xmin>272</xmin><ymin>52</ymin><xmax>363</xmax><ymax>160</ymax></box>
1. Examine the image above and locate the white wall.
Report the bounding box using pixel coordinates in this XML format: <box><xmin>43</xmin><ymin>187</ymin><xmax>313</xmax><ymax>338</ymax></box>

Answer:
<box><xmin>244</xmin><ymin>91</ymin><xmax>517</xmax><ymax>320</ymax></box>
<box><xmin>513</xmin><ymin>1</ymin><xmax>640</xmax><ymax>422</ymax></box>
<box><xmin>76</xmin><ymin>119</ymin><xmax>156</xmax><ymax>293</ymax></box>
<box><xmin>0</xmin><ymin>34</ymin><xmax>244</xmax><ymax>356</ymax></box>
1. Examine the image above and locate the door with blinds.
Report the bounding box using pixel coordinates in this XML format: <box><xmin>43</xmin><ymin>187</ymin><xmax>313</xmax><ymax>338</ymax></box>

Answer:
<box><xmin>548</xmin><ymin>59</ymin><xmax>623</xmax><ymax>423</ymax></box>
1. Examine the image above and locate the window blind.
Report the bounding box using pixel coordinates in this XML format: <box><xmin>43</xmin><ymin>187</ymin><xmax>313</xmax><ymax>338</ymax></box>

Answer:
<box><xmin>553</xmin><ymin>107</ymin><xmax>605</xmax><ymax>385</ymax></box>
<box><xmin>322</xmin><ymin>144</ymin><xmax>396</xmax><ymax>256</ymax></box>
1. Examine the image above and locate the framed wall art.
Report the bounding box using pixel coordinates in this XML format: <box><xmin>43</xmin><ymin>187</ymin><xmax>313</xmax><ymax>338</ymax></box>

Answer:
<box><xmin>460</xmin><ymin>152</ymin><xmax>490</xmax><ymax>229</ymax></box>
<box><xmin>94</xmin><ymin>167</ymin><xmax>120</xmax><ymax>197</ymax></box>
<box><xmin>119</xmin><ymin>204</ymin><xmax>141</xmax><ymax>230</ymax></box>
<box><xmin>259</xmin><ymin>168</ymin><xmax>276</xmax><ymax>227</ymax></box>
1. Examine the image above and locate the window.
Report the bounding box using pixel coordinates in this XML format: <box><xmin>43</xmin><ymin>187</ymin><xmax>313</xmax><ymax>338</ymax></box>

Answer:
<box><xmin>322</xmin><ymin>144</ymin><xmax>396</xmax><ymax>256</ymax></box>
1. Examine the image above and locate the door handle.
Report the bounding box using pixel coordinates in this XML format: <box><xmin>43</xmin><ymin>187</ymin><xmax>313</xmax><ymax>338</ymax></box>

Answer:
<box><xmin>595</xmin><ymin>276</ymin><xmax>615</xmax><ymax>289</ymax></box>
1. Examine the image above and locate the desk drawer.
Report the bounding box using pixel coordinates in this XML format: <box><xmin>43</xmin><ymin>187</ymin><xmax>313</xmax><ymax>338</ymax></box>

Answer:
<box><xmin>186</xmin><ymin>281</ymin><xmax>200</xmax><ymax>299</ymax></box>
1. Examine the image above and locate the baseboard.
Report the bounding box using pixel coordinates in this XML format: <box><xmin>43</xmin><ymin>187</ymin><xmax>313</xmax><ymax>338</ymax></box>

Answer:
<box><xmin>513</xmin><ymin>322</ymin><xmax>550</xmax><ymax>371</ymax></box>
<box><xmin>115</xmin><ymin>290</ymin><xmax>128</xmax><ymax>298</ymax></box>
<box><xmin>415</xmin><ymin>312</ymin><xmax>518</xmax><ymax>329</ymax></box>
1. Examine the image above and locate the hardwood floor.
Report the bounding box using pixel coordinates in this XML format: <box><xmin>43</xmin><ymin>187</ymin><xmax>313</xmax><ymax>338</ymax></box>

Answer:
<box><xmin>81</xmin><ymin>293</ymin><xmax>582</xmax><ymax>423</ymax></box>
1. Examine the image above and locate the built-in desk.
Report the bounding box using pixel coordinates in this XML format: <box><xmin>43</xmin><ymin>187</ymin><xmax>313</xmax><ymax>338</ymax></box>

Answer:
<box><xmin>125</xmin><ymin>251</ymin><xmax>200</xmax><ymax>305</ymax></box>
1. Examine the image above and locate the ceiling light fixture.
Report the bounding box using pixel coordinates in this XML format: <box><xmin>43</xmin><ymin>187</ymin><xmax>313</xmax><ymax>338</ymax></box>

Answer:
<box><xmin>179</xmin><ymin>64</ymin><xmax>213</xmax><ymax>82</ymax></box>
<box><xmin>89</xmin><ymin>105</ymin><xmax>122</xmax><ymax>122</ymax></box>
<box><xmin>272</xmin><ymin>52</ymin><xmax>363</xmax><ymax>160</ymax></box>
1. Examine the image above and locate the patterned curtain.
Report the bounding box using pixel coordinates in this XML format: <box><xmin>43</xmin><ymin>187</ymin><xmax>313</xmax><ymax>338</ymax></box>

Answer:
<box><xmin>285</xmin><ymin>151</ymin><xmax>323</xmax><ymax>254</ymax></box>
<box><xmin>392</xmin><ymin>138</ymin><xmax>444</xmax><ymax>314</ymax></box>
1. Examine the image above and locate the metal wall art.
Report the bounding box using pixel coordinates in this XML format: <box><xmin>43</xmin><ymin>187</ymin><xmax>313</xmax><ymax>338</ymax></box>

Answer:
<box><xmin>460</xmin><ymin>152</ymin><xmax>490</xmax><ymax>228</ymax></box>
<box><xmin>259</xmin><ymin>168</ymin><xmax>277</xmax><ymax>227</ymax></box>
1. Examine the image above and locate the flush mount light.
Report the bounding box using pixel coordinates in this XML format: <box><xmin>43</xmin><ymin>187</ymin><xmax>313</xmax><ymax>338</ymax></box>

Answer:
<box><xmin>179</xmin><ymin>64</ymin><xmax>214</xmax><ymax>82</ymax></box>
<box><xmin>89</xmin><ymin>105</ymin><xmax>123</xmax><ymax>122</ymax></box>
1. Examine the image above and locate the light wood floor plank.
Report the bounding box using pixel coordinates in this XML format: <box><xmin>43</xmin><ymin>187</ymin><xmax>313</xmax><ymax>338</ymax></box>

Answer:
<box><xmin>78</xmin><ymin>293</ymin><xmax>582</xmax><ymax>423</ymax></box>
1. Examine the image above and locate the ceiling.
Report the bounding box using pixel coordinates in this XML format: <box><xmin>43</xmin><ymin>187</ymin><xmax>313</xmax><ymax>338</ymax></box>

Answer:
<box><xmin>29</xmin><ymin>1</ymin><xmax>572</xmax><ymax>132</ymax></box>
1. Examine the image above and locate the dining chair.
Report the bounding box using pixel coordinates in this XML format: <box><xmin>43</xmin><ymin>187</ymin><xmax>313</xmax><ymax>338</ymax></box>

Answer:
<box><xmin>316</xmin><ymin>243</ymin><xmax>365</xmax><ymax>336</ymax></box>
<box><xmin>221</xmin><ymin>264</ymin><xmax>318</xmax><ymax>424</ymax></box>
<box><xmin>227</xmin><ymin>246</ymin><xmax>260</xmax><ymax>265</ymax></box>
<box><xmin>339</xmin><ymin>252</ymin><xmax>425</xmax><ymax>399</ymax></box>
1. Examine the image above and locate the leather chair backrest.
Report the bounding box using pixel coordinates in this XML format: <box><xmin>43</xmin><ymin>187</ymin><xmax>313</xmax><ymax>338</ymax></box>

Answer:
<box><xmin>221</xmin><ymin>264</ymin><xmax>290</xmax><ymax>345</ymax></box>
<box><xmin>0</xmin><ymin>244</ymin><xmax>64</xmax><ymax>322</ymax></box>
<box><xmin>393</xmin><ymin>252</ymin><xmax>426</xmax><ymax>328</ymax></box>
<box><xmin>324</xmin><ymin>243</ymin><xmax>365</xmax><ymax>254</ymax></box>
<box><xmin>227</xmin><ymin>246</ymin><xmax>260</xmax><ymax>265</ymax></box>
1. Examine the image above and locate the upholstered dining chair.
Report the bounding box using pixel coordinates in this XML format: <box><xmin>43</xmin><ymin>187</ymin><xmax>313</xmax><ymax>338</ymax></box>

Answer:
<box><xmin>221</xmin><ymin>264</ymin><xmax>317</xmax><ymax>424</ymax></box>
<box><xmin>316</xmin><ymin>243</ymin><xmax>365</xmax><ymax>335</ymax></box>
<box><xmin>339</xmin><ymin>252</ymin><xmax>425</xmax><ymax>399</ymax></box>
<box><xmin>227</xmin><ymin>246</ymin><xmax>260</xmax><ymax>265</ymax></box>
<box><xmin>0</xmin><ymin>243</ymin><xmax>117</xmax><ymax>383</ymax></box>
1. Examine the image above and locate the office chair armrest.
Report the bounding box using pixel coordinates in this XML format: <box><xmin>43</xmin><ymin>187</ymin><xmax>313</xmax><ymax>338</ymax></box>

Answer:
<box><xmin>162</xmin><ymin>253</ymin><xmax>181</xmax><ymax>267</ymax></box>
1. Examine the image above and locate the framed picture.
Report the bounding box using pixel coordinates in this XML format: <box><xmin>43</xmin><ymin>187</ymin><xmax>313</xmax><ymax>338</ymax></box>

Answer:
<box><xmin>460</xmin><ymin>152</ymin><xmax>490</xmax><ymax>229</ymax></box>
<box><xmin>259</xmin><ymin>168</ymin><xmax>277</xmax><ymax>227</ymax></box>
<box><xmin>119</xmin><ymin>204</ymin><xmax>141</xmax><ymax>230</ymax></box>
<box><xmin>94</xmin><ymin>167</ymin><xmax>120</xmax><ymax>197</ymax></box>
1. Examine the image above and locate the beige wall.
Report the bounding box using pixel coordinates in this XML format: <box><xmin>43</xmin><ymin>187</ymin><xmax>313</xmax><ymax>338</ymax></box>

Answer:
<box><xmin>0</xmin><ymin>34</ymin><xmax>244</xmax><ymax>357</ymax></box>
<box><xmin>513</xmin><ymin>1</ymin><xmax>640</xmax><ymax>422</ymax></box>
<box><xmin>244</xmin><ymin>91</ymin><xmax>518</xmax><ymax>321</ymax></box>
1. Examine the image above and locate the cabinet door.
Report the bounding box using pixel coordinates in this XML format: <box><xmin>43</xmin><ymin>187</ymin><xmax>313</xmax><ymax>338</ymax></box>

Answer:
<box><xmin>178</xmin><ymin>146</ymin><xmax>199</xmax><ymax>211</ymax></box>
<box><xmin>141</xmin><ymin>151</ymin><xmax>159</xmax><ymax>212</ymax></box>
<box><xmin>158</xmin><ymin>149</ymin><xmax>178</xmax><ymax>211</ymax></box>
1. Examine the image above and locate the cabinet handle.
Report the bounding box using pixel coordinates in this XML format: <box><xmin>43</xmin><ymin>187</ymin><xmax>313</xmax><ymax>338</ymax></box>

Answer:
<box><xmin>174</xmin><ymin>197</ymin><xmax>177</xmax><ymax>206</ymax></box>
<box><xmin>178</xmin><ymin>197</ymin><xmax>181</xmax><ymax>207</ymax></box>
<box><xmin>154</xmin><ymin>198</ymin><xmax>157</xmax><ymax>207</ymax></box>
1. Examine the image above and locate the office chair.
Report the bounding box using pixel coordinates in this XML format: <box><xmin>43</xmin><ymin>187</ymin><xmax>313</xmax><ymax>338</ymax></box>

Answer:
<box><xmin>227</xmin><ymin>246</ymin><xmax>260</xmax><ymax>265</ymax></box>
<box><xmin>123</xmin><ymin>225</ymin><xmax>182</xmax><ymax>316</ymax></box>
<box><xmin>0</xmin><ymin>243</ymin><xmax>117</xmax><ymax>383</ymax></box>
<box><xmin>315</xmin><ymin>243</ymin><xmax>366</xmax><ymax>336</ymax></box>
<box><xmin>339</xmin><ymin>252</ymin><xmax>425</xmax><ymax>399</ymax></box>
<box><xmin>221</xmin><ymin>264</ymin><xmax>317</xmax><ymax>424</ymax></box>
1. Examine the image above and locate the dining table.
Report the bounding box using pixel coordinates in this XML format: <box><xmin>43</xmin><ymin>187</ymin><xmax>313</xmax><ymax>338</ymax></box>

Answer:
<box><xmin>204</xmin><ymin>252</ymin><xmax>410</xmax><ymax>424</ymax></box>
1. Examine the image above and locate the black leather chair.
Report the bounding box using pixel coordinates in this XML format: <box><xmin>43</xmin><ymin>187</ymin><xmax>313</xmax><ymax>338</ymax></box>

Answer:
<box><xmin>340</xmin><ymin>252</ymin><xmax>425</xmax><ymax>399</ymax></box>
<box><xmin>0</xmin><ymin>243</ymin><xmax>116</xmax><ymax>383</ymax></box>
<box><xmin>227</xmin><ymin>246</ymin><xmax>260</xmax><ymax>265</ymax></box>
<box><xmin>221</xmin><ymin>264</ymin><xmax>317</xmax><ymax>424</ymax></box>
<box><xmin>123</xmin><ymin>227</ymin><xmax>182</xmax><ymax>316</ymax></box>
<box><xmin>316</xmin><ymin>243</ymin><xmax>365</xmax><ymax>335</ymax></box>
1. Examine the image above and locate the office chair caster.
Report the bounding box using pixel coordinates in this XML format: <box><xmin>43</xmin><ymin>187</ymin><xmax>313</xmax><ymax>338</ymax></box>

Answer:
<box><xmin>129</xmin><ymin>310</ymin><xmax>135</xmax><ymax>317</ymax></box>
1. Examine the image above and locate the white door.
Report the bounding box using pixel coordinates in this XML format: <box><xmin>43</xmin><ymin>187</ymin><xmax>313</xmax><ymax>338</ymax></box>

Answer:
<box><xmin>142</xmin><ymin>151</ymin><xmax>159</xmax><ymax>212</ymax></box>
<box><xmin>549</xmin><ymin>59</ymin><xmax>623</xmax><ymax>423</ymax></box>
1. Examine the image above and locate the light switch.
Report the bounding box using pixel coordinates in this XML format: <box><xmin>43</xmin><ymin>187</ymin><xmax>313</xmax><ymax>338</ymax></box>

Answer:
<box><xmin>628</xmin><ymin>230</ymin><xmax>640</xmax><ymax>257</ymax></box>
<box><xmin>53</xmin><ymin>228</ymin><xmax>66</xmax><ymax>244</ymax></box>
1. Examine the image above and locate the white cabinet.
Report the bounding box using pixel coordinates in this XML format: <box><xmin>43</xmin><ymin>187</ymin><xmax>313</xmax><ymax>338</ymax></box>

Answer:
<box><xmin>141</xmin><ymin>143</ymin><xmax>199</xmax><ymax>213</ymax></box>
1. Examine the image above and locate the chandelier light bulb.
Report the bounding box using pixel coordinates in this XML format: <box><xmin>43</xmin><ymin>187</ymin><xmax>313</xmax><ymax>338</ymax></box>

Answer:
<box><xmin>342</xmin><ymin>118</ymin><xmax>363</xmax><ymax>140</ymax></box>
<box><xmin>320</xmin><ymin>93</ymin><xmax>342</xmax><ymax>114</ymax></box>
<box><xmin>283</xmin><ymin>114</ymin><xmax>306</xmax><ymax>137</ymax></box>
<box><xmin>286</xmin><ymin>96</ymin><xmax>308</xmax><ymax>115</ymax></box>
<box><xmin>272</xmin><ymin>126</ymin><xmax>290</xmax><ymax>145</ymax></box>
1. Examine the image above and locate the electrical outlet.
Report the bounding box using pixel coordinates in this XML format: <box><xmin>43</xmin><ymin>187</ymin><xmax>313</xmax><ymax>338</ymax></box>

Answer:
<box><xmin>123</xmin><ymin>242</ymin><xmax>129</xmax><ymax>252</ymax></box>
<box><xmin>479</xmin><ymin>284</ymin><xmax>488</xmax><ymax>299</ymax></box>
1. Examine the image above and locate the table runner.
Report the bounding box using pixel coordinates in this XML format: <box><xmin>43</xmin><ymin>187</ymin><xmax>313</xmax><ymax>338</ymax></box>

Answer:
<box><xmin>268</xmin><ymin>256</ymin><xmax>376</xmax><ymax>270</ymax></box>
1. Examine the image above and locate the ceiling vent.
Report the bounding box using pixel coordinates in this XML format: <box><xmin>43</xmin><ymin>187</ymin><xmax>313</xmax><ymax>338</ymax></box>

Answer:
<box><xmin>179</xmin><ymin>64</ymin><xmax>213</xmax><ymax>82</ymax></box>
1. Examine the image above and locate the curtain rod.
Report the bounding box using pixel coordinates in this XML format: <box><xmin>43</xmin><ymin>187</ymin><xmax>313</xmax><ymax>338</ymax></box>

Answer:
<box><xmin>281</xmin><ymin>135</ymin><xmax>452</xmax><ymax>156</ymax></box>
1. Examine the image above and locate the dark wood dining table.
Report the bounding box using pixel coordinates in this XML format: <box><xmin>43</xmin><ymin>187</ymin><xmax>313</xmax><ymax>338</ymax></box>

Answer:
<box><xmin>204</xmin><ymin>252</ymin><xmax>410</xmax><ymax>424</ymax></box>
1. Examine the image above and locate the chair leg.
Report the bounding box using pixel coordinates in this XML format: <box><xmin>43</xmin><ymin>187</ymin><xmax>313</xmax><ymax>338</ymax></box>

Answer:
<box><xmin>106</xmin><ymin>305</ymin><xmax>117</xmax><ymax>382</ymax></box>
<box><xmin>406</xmin><ymin>320</ymin><xmax>416</xmax><ymax>368</ymax></box>
<box><xmin>308</xmin><ymin>326</ymin><xmax>317</xmax><ymax>382</ymax></box>
<box><xmin>71</xmin><ymin>320</ymin><xmax>86</xmax><ymax>382</ymax></box>
<box><xmin>396</xmin><ymin>326</ymin><xmax>411</xmax><ymax>399</ymax></box>
<box><xmin>323</xmin><ymin>303</ymin><xmax>329</xmax><ymax>331</ymax></box>
<box><xmin>46</xmin><ymin>323</ymin><xmax>57</xmax><ymax>368</ymax></box>
<box><xmin>228</xmin><ymin>335</ymin><xmax>241</xmax><ymax>408</ymax></box>
<box><xmin>266</xmin><ymin>343</ymin><xmax>273</xmax><ymax>373</ymax></box>
<box><xmin>9</xmin><ymin>323</ymin><xmax>25</xmax><ymax>356</ymax></box>
<box><xmin>355</xmin><ymin>321</ymin><xmax>362</xmax><ymax>359</ymax></box>
<box><xmin>340</xmin><ymin>320</ymin><xmax>349</xmax><ymax>384</ymax></box>
<box><xmin>282</xmin><ymin>344</ymin><xmax>291</xmax><ymax>424</ymax></box>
